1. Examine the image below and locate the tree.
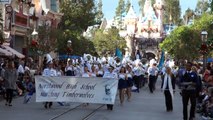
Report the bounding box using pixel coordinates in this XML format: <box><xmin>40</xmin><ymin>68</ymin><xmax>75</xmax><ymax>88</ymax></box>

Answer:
<box><xmin>60</xmin><ymin>0</ymin><xmax>97</xmax><ymax>33</ymax></box>
<box><xmin>125</xmin><ymin>0</ymin><xmax>131</xmax><ymax>14</ymax></box>
<box><xmin>138</xmin><ymin>0</ymin><xmax>155</xmax><ymax>14</ymax></box>
<box><xmin>95</xmin><ymin>0</ymin><xmax>104</xmax><ymax>24</ymax></box>
<box><xmin>211</xmin><ymin>0</ymin><xmax>213</xmax><ymax>13</ymax></box>
<box><xmin>183</xmin><ymin>8</ymin><xmax>194</xmax><ymax>25</ymax></box>
<box><xmin>114</xmin><ymin>0</ymin><xmax>125</xmax><ymax>29</ymax></box>
<box><xmin>160</xmin><ymin>26</ymin><xmax>200</xmax><ymax>61</ymax></box>
<box><xmin>160</xmin><ymin>13</ymin><xmax>213</xmax><ymax>61</ymax></box>
<box><xmin>163</xmin><ymin>0</ymin><xmax>181</xmax><ymax>25</ymax></box>
<box><xmin>30</xmin><ymin>25</ymin><xmax>62</xmax><ymax>56</ymax></box>
<box><xmin>195</xmin><ymin>0</ymin><xmax>209</xmax><ymax>15</ymax></box>
<box><xmin>93</xmin><ymin>28</ymin><xmax>126</xmax><ymax>56</ymax></box>
<box><xmin>58</xmin><ymin>0</ymin><xmax>98</xmax><ymax>55</ymax></box>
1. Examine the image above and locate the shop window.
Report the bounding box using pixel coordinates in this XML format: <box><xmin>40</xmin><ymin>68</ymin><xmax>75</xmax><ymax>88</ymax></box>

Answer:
<box><xmin>50</xmin><ymin>0</ymin><xmax>57</xmax><ymax>12</ymax></box>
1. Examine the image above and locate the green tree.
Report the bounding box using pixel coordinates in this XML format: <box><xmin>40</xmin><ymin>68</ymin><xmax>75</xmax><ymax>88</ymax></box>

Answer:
<box><xmin>192</xmin><ymin>13</ymin><xmax>213</xmax><ymax>55</ymax></box>
<box><xmin>160</xmin><ymin>13</ymin><xmax>213</xmax><ymax>61</ymax></box>
<box><xmin>125</xmin><ymin>0</ymin><xmax>131</xmax><ymax>14</ymax></box>
<box><xmin>211</xmin><ymin>0</ymin><xmax>213</xmax><ymax>13</ymax></box>
<box><xmin>160</xmin><ymin>26</ymin><xmax>200</xmax><ymax>61</ymax></box>
<box><xmin>183</xmin><ymin>8</ymin><xmax>195</xmax><ymax>25</ymax></box>
<box><xmin>93</xmin><ymin>28</ymin><xmax>126</xmax><ymax>56</ymax></box>
<box><xmin>30</xmin><ymin>25</ymin><xmax>62</xmax><ymax>56</ymax></box>
<box><xmin>163</xmin><ymin>0</ymin><xmax>181</xmax><ymax>25</ymax></box>
<box><xmin>95</xmin><ymin>0</ymin><xmax>104</xmax><ymax>24</ymax></box>
<box><xmin>58</xmin><ymin>0</ymin><xmax>97</xmax><ymax>55</ymax></box>
<box><xmin>115</xmin><ymin>0</ymin><xmax>125</xmax><ymax>29</ymax></box>
<box><xmin>195</xmin><ymin>0</ymin><xmax>209</xmax><ymax>15</ymax></box>
<box><xmin>60</xmin><ymin>0</ymin><xmax>97</xmax><ymax>33</ymax></box>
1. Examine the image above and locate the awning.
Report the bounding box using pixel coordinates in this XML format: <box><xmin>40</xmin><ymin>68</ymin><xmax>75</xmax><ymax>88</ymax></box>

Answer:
<box><xmin>0</xmin><ymin>47</ymin><xmax>13</xmax><ymax>57</ymax></box>
<box><xmin>1</xmin><ymin>45</ymin><xmax>25</xmax><ymax>58</ymax></box>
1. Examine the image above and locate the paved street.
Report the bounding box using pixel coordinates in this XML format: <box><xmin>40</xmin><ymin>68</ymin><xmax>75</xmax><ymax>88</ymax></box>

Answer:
<box><xmin>0</xmin><ymin>78</ymin><xmax>200</xmax><ymax>120</ymax></box>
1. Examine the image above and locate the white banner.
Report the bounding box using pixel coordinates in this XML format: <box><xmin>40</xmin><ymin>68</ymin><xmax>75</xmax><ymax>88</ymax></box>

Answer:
<box><xmin>35</xmin><ymin>76</ymin><xmax>118</xmax><ymax>104</ymax></box>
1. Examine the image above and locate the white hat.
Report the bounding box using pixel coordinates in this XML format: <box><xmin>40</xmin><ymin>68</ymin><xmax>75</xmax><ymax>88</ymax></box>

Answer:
<box><xmin>46</xmin><ymin>54</ymin><xmax>52</xmax><ymax>64</ymax></box>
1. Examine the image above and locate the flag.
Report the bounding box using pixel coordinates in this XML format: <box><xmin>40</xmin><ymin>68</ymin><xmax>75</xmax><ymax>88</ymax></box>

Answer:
<box><xmin>115</xmin><ymin>48</ymin><xmax>123</xmax><ymax>60</ymax></box>
<box><xmin>158</xmin><ymin>50</ymin><xmax>165</xmax><ymax>69</ymax></box>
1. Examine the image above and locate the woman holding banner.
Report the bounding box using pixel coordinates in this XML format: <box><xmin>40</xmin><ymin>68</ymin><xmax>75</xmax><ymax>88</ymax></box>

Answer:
<box><xmin>103</xmin><ymin>65</ymin><xmax>118</xmax><ymax>110</ymax></box>
<box><xmin>81</xmin><ymin>65</ymin><xmax>91</xmax><ymax>106</ymax></box>
<box><xmin>82</xmin><ymin>65</ymin><xmax>91</xmax><ymax>77</ymax></box>
<box><xmin>42</xmin><ymin>60</ymin><xmax>57</xmax><ymax>109</ymax></box>
<box><xmin>97</xmin><ymin>63</ymin><xmax>104</xmax><ymax>77</ymax></box>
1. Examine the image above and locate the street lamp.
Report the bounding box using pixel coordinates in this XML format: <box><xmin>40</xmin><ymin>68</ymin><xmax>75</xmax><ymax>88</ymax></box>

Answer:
<box><xmin>201</xmin><ymin>30</ymin><xmax>208</xmax><ymax>71</ymax></box>
<box><xmin>31</xmin><ymin>28</ymin><xmax>38</xmax><ymax>44</ymax></box>
<box><xmin>67</xmin><ymin>40</ymin><xmax>72</xmax><ymax>58</ymax></box>
<box><xmin>31</xmin><ymin>29</ymin><xmax>38</xmax><ymax>36</ymax></box>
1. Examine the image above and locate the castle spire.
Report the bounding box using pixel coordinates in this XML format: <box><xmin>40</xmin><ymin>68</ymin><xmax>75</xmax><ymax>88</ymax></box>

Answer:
<box><xmin>125</xmin><ymin>3</ymin><xmax>137</xmax><ymax>19</ymax></box>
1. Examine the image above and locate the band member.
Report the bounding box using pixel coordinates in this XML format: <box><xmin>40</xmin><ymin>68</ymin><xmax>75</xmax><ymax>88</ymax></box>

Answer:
<box><xmin>103</xmin><ymin>66</ymin><xmax>118</xmax><ymax>110</ymax></box>
<box><xmin>148</xmin><ymin>63</ymin><xmax>158</xmax><ymax>93</ymax></box>
<box><xmin>65</xmin><ymin>60</ymin><xmax>75</xmax><ymax>76</ymax></box>
<box><xmin>161</xmin><ymin>66</ymin><xmax>175</xmax><ymax>112</ymax></box>
<box><xmin>126</xmin><ymin>65</ymin><xmax>133</xmax><ymax>101</ymax></box>
<box><xmin>180</xmin><ymin>62</ymin><xmax>200</xmax><ymax>120</ymax></box>
<box><xmin>97</xmin><ymin>63</ymin><xmax>104</xmax><ymax>77</ymax></box>
<box><xmin>118</xmin><ymin>67</ymin><xmax>127</xmax><ymax>106</ymax></box>
<box><xmin>42</xmin><ymin>61</ymin><xmax>57</xmax><ymax>109</ymax></box>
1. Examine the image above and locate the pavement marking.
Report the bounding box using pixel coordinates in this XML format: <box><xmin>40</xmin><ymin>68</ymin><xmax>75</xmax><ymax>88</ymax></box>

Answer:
<box><xmin>49</xmin><ymin>104</ymin><xmax>83</xmax><ymax>120</ymax></box>
<box><xmin>81</xmin><ymin>104</ymin><xmax>105</xmax><ymax>120</ymax></box>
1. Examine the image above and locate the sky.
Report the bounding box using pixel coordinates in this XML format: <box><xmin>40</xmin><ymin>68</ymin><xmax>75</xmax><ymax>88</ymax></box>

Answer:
<box><xmin>98</xmin><ymin>0</ymin><xmax>198</xmax><ymax>20</ymax></box>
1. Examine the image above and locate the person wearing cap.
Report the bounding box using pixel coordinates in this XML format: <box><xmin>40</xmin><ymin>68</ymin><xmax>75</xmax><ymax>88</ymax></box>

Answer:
<box><xmin>133</xmin><ymin>61</ymin><xmax>143</xmax><ymax>93</ymax></box>
<box><xmin>161</xmin><ymin>66</ymin><xmax>175</xmax><ymax>112</ymax></box>
<box><xmin>103</xmin><ymin>65</ymin><xmax>118</xmax><ymax>110</ymax></box>
<box><xmin>42</xmin><ymin>61</ymin><xmax>57</xmax><ymax>109</ymax></box>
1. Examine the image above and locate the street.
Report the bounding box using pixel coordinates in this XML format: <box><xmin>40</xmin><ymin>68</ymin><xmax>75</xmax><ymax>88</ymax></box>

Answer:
<box><xmin>0</xmin><ymin>78</ymin><xmax>199</xmax><ymax>120</ymax></box>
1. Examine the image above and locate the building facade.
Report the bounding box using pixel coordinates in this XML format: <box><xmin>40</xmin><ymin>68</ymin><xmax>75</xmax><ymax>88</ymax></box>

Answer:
<box><xmin>1</xmin><ymin>0</ymin><xmax>62</xmax><ymax>57</ymax></box>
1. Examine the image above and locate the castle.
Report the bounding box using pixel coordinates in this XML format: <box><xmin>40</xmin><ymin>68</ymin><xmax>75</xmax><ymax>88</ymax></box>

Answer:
<box><xmin>120</xmin><ymin>0</ymin><xmax>165</xmax><ymax>60</ymax></box>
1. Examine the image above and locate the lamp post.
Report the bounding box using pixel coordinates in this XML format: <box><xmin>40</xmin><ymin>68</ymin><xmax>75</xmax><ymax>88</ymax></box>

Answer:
<box><xmin>67</xmin><ymin>40</ymin><xmax>72</xmax><ymax>58</ymax></box>
<box><xmin>31</xmin><ymin>28</ymin><xmax>38</xmax><ymax>45</ymax></box>
<box><xmin>201</xmin><ymin>30</ymin><xmax>208</xmax><ymax>71</ymax></box>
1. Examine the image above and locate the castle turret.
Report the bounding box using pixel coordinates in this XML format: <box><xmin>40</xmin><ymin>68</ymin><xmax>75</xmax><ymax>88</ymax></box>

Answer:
<box><xmin>154</xmin><ymin>0</ymin><xmax>164</xmax><ymax>34</ymax></box>
<box><xmin>124</xmin><ymin>5</ymin><xmax>138</xmax><ymax>34</ymax></box>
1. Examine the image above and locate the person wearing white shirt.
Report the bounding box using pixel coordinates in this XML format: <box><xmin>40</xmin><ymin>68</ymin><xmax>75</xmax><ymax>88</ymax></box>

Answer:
<box><xmin>118</xmin><ymin>67</ymin><xmax>127</xmax><ymax>106</ymax></box>
<box><xmin>147</xmin><ymin>63</ymin><xmax>159</xmax><ymax>93</ymax></box>
<box><xmin>133</xmin><ymin>64</ymin><xmax>143</xmax><ymax>93</ymax></box>
<box><xmin>17</xmin><ymin>60</ymin><xmax>25</xmax><ymax>81</ymax></box>
<box><xmin>65</xmin><ymin>60</ymin><xmax>75</xmax><ymax>76</ymax></box>
<box><xmin>82</xmin><ymin>65</ymin><xmax>91</xmax><ymax>77</ymax></box>
<box><xmin>97</xmin><ymin>63</ymin><xmax>104</xmax><ymax>77</ymax></box>
<box><xmin>103</xmin><ymin>66</ymin><xmax>118</xmax><ymax>110</ymax></box>
<box><xmin>90</xmin><ymin>65</ymin><xmax>97</xmax><ymax>77</ymax></box>
<box><xmin>42</xmin><ymin>61</ymin><xmax>56</xmax><ymax>109</ymax></box>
